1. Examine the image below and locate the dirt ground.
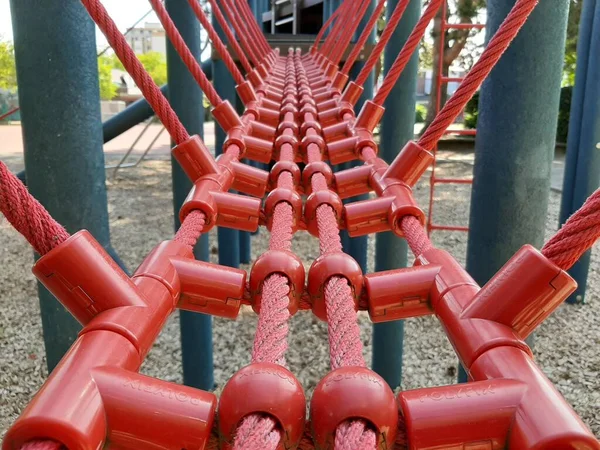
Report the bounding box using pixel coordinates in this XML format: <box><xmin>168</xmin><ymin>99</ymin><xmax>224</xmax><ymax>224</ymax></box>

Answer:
<box><xmin>0</xmin><ymin>142</ymin><xmax>598</xmax><ymax>438</ymax></box>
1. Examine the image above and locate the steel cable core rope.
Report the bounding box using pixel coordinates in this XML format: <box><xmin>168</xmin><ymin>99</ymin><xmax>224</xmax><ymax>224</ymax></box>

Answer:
<box><xmin>219</xmin><ymin>0</ymin><xmax>262</xmax><ymax>65</ymax></box>
<box><xmin>330</xmin><ymin>0</ymin><xmax>372</xmax><ymax>65</ymax></box>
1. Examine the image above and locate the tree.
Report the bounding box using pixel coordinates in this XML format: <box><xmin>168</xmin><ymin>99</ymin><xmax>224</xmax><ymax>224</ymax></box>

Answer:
<box><xmin>0</xmin><ymin>38</ymin><xmax>17</xmax><ymax>91</ymax></box>
<box><xmin>422</xmin><ymin>0</ymin><xmax>486</xmax><ymax>130</ymax></box>
<box><xmin>563</xmin><ymin>0</ymin><xmax>581</xmax><ymax>86</ymax></box>
<box><xmin>98</xmin><ymin>55</ymin><xmax>117</xmax><ymax>100</ymax></box>
<box><xmin>138</xmin><ymin>52</ymin><xmax>167</xmax><ymax>85</ymax></box>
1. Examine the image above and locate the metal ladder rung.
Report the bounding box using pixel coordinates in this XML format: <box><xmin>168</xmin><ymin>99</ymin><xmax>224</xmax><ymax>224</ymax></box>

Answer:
<box><xmin>445</xmin><ymin>129</ymin><xmax>477</xmax><ymax>136</ymax></box>
<box><xmin>275</xmin><ymin>16</ymin><xmax>295</xmax><ymax>26</ymax></box>
<box><xmin>433</xmin><ymin>178</ymin><xmax>473</xmax><ymax>185</ymax></box>
<box><xmin>429</xmin><ymin>224</ymin><xmax>470</xmax><ymax>232</ymax></box>
<box><xmin>443</xmin><ymin>22</ymin><xmax>485</xmax><ymax>30</ymax></box>
<box><xmin>441</xmin><ymin>76</ymin><xmax>464</xmax><ymax>83</ymax></box>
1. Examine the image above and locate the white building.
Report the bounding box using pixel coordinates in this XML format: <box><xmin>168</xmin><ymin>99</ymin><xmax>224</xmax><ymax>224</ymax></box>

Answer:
<box><xmin>125</xmin><ymin>22</ymin><xmax>166</xmax><ymax>56</ymax></box>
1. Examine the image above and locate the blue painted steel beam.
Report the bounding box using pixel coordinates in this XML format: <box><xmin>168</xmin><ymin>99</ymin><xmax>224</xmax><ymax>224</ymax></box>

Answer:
<box><xmin>9</xmin><ymin>0</ymin><xmax>122</xmax><ymax>370</ymax></box>
<box><xmin>559</xmin><ymin>0</ymin><xmax>600</xmax><ymax>304</ymax></box>
<box><xmin>166</xmin><ymin>0</ymin><xmax>214</xmax><ymax>391</ymax></box>
<box><xmin>464</xmin><ymin>0</ymin><xmax>570</xmax><ymax>380</ymax></box>
<box><xmin>371</xmin><ymin>0</ymin><xmax>421</xmax><ymax>390</ymax></box>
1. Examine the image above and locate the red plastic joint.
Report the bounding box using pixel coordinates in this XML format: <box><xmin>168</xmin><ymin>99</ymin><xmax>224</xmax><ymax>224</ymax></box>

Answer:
<box><xmin>354</xmin><ymin>100</ymin><xmax>385</xmax><ymax>133</ymax></box>
<box><xmin>399</xmin><ymin>379</ymin><xmax>527</xmax><ymax>450</ymax></box>
<box><xmin>236</xmin><ymin>80</ymin><xmax>258</xmax><ymax>106</ymax></box>
<box><xmin>310</xmin><ymin>367</ymin><xmax>398</xmax><ymax>449</ymax></box>
<box><xmin>212</xmin><ymin>100</ymin><xmax>243</xmax><ymax>132</ymax></box>
<box><xmin>302</xmin><ymin>161</ymin><xmax>333</xmax><ymax>194</ymax></box>
<box><xmin>334</xmin><ymin>164</ymin><xmax>372</xmax><ymax>199</ymax></box>
<box><xmin>244</xmin><ymin>134</ymin><xmax>274</xmax><ymax>163</ymax></box>
<box><xmin>180</xmin><ymin>177</ymin><xmax>261</xmax><ymax>232</ymax></box>
<box><xmin>303</xmin><ymin>190</ymin><xmax>344</xmax><ymax>237</ymax></box>
<box><xmin>32</xmin><ymin>230</ymin><xmax>147</xmax><ymax>325</ymax></box>
<box><xmin>270</xmin><ymin>160</ymin><xmax>302</xmax><ymax>191</ymax></box>
<box><xmin>301</xmin><ymin>134</ymin><xmax>327</xmax><ymax>161</ymax></box>
<box><xmin>340</xmin><ymin>81</ymin><xmax>364</xmax><ymax>107</ymax></box>
<box><xmin>383</xmin><ymin>140</ymin><xmax>434</xmax><ymax>187</ymax></box>
<box><xmin>322</xmin><ymin>122</ymin><xmax>353</xmax><ymax>143</ymax></box>
<box><xmin>344</xmin><ymin>184</ymin><xmax>425</xmax><ymax>237</ymax></box>
<box><xmin>307</xmin><ymin>252</ymin><xmax>363</xmax><ymax>321</ymax></box>
<box><xmin>365</xmin><ymin>264</ymin><xmax>441</xmax><ymax>322</ymax></box>
<box><xmin>263</xmin><ymin>187</ymin><xmax>303</xmax><ymax>231</ymax></box>
<box><xmin>218</xmin><ymin>363</ymin><xmax>306</xmax><ymax>450</ymax></box>
<box><xmin>172</xmin><ymin>256</ymin><xmax>246</xmax><ymax>319</ymax></box>
<box><xmin>249</xmin><ymin>249</ymin><xmax>306</xmax><ymax>315</ymax></box>
<box><xmin>462</xmin><ymin>244</ymin><xmax>577</xmax><ymax>339</ymax></box>
<box><xmin>228</xmin><ymin>160</ymin><xmax>269</xmax><ymax>198</ymax></box>
<box><xmin>4</xmin><ymin>332</ymin><xmax>216</xmax><ymax>450</ymax></box>
<box><xmin>172</xmin><ymin>134</ymin><xmax>220</xmax><ymax>182</ymax></box>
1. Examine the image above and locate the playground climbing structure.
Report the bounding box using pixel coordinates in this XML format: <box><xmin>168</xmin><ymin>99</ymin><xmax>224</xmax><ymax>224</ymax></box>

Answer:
<box><xmin>1</xmin><ymin>0</ymin><xmax>600</xmax><ymax>449</ymax></box>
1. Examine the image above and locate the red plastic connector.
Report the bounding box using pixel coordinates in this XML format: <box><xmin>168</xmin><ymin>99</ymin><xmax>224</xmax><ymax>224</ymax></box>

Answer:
<box><xmin>383</xmin><ymin>141</ymin><xmax>434</xmax><ymax>187</ymax></box>
<box><xmin>303</xmin><ymin>190</ymin><xmax>344</xmax><ymax>237</ymax></box>
<box><xmin>3</xmin><ymin>331</ymin><xmax>216</xmax><ymax>450</ymax></box>
<box><xmin>263</xmin><ymin>187</ymin><xmax>303</xmax><ymax>231</ymax></box>
<box><xmin>399</xmin><ymin>379</ymin><xmax>527</xmax><ymax>450</ymax></box>
<box><xmin>310</xmin><ymin>367</ymin><xmax>397</xmax><ymax>449</ymax></box>
<box><xmin>212</xmin><ymin>100</ymin><xmax>243</xmax><ymax>133</ymax></box>
<box><xmin>344</xmin><ymin>184</ymin><xmax>425</xmax><ymax>237</ymax></box>
<box><xmin>270</xmin><ymin>161</ymin><xmax>301</xmax><ymax>190</ymax></box>
<box><xmin>307</xmin><ymin>252</ymin><xmax>363</xmax><ymax>321</ymax></box>
<box><xmin>462</xmin><ymin>244</ymin><xmax>576</xmax><ymax>339</ymax></box>
<box><xmin>302</xmin><ymin>161</ymin><xmax>333</xmax><ymax>194</ymax></box>
<box><xmin>218</xmin><ymin>363</ymin><xmax>306</xmax><ymax>450</ymax></box>
<box><xmin>334</xmin><ymin>164</ymin><xmax>372</xmax><ymax>199</ymax></box>
<box><xmin>171</xmin><ymin>256</ymin><xmax>246</xmax><ymax>319</ymax></box>
<box><xmin>365</xmin><ymin>265</ymin><xmax>441</xmax><ymax>322</ymax></box>
<box><xmin>32</xmin><ymin>230</ymin><xmax>147</xmax><ymax>325</ymax></box>
<box><xmin>180</xmin><ymin>176</ymin><xmax>261</xmax><ymax>232</ymax></box>
<box><xmin>249</xmin><ymin>250</ymin><xmax>306</xmax><ymax>315</ymax></box>
<box><xmin>172</xmin><ymin>134</ymin><xmax>220</xmax><ymax>182</ymax></box>
<box><xmin>228</xmin><ymin>160</ymin><xmax>269</xmax><ymax>198</ymax></box>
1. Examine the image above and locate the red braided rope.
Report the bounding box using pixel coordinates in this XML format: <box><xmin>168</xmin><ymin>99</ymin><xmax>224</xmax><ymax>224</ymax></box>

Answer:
<box><xmin>208</xmin><ymin>0</ymin><xmax>253</xmax><ymax>73</ymax></box>
<box><xmin>235</xmin><ymin>0</ymin><xmax>271</xmax><ymax>55</ymax></box>
<box><xmin>542</xmin><ymin>188</ymin><xmax>600</xmax><ymax>271</ymax></box>
<box><xmin>373</xmin><ymin>0</ymin><xmax>443</xmax><ymax>105</ymax></box>
<box><xmin>320</xmin><ymin>1</ymin><xmax>352</xmax><ymax>58</ymax></box>
<box><xmin>330</xmin><ymin>0</ymin><xmax>372</xmax><ymax>65</ymax></box>
<box><xmin>19</xmin><ymin>441</ymin><xmax>63</xmax><ymax>450</ymax></box>
<box><xmin>0</xmin><ymin>106</ymin><xmax>19</xmax><ymax>122</ymax></box>
<box><xmin>80</xmin><ymin>0</ymin><xmax>189</xmax><ymax>145</ymax></box>
<box><xmin>341</xmin><ymin>0</ymin><xmax>386</xmax><ymax>74</ymax></box>
<box><xmin>149</xmin><ymin>0</ymin><xmax>223</xmax><ymax>107</ymax></box>
<box><xmin>312</xmin><ymin>4</ymin><xmax>342</xmax><ymax>54</ymax></box>
<box><xmin>419</xmin><ymin>0</ymin><xmax>540</xmax><ymax>151</ymax></box>
<box><xmin>355</xmin><ymin>0</ymin><xmax>411</xmax><ymax>86</ymax></box>
<box><xmin>219</xmin><ymin>0</ymin><xmax>262</xmax><ymax>65</ymax></box>
<box><xmin>0</xmin><ymin>162</ymin><xmax>69</xmax><ymax>256</ymax></box>
<box><xmin>187</xmin><ymin>0</ymin><xmax>244</xmax><ymax>84</ymax></box>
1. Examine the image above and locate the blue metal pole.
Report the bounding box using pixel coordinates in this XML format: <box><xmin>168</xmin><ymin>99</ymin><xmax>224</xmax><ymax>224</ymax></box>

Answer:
<box><xmin>559</xmin><ymin>0</ymin><xmax>600</xmax><ymax>304</ymax></box>
<box><xmin>371</xmin><ymin>0</ymin><xmax>420</xmax><ymax>390</ymax></box>
<box><xmin>465</xmin><ymin>0</ymin><xmax>569</xmax><ymax>379</ymax></box>
<box><xmin>166</xmin><ymin>0</ymin><xmax>214</xmax><ymax>391</ymax></box>
<box><xmin>9</xmin><ymin>0</ymin><xmax>124</xmax><ymax>371</ymax></box>
<box><xmin>341</xmin><ymin>0</ymin><xmax>376</xmax><ymax>273</ymax></box>
<box><xmin>214</xmin><ymin>2</ymin><xmax>241</xmax><ymax>269</ymax></box>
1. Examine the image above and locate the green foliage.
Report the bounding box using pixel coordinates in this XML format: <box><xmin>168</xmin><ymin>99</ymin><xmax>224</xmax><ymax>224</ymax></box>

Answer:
<box><xmin>138</xmin><ymin>52</ymin><xmax>167</xmax><ymax>85</ymax></box>
<box><xmin>415</xmin><ymin>104</ymin><xmax>428</xmax><ymax>123</ymax></box>
<box><xmin>556</xmin><ymin>86</ymin><xmax>572</xmax><ymax>143</ymax></box>
<box><xmin>563</xmin><ymin>0</ymin><xmax>581</xmax><ymax>86</ymax></box>
<box><xmin>98</xmin><ymin>55</ymin><xmax>116</xmax><ymax>100</ymax></box>
<box><xmin>0</xmin><ymin>38</ymin><xmax>17</xmax><ymax>91</ymax></box>
<box><xmin>464</xmin><ymin>91</ymin><xmax>479</xmax><ymax>129</ymax></box>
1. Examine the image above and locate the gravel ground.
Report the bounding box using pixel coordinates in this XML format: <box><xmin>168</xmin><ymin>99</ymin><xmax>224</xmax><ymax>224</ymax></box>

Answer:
<box><xmin>1</xmin><ymin>150</ymin><xmax>598</xmax><ymax>438</ymax></box>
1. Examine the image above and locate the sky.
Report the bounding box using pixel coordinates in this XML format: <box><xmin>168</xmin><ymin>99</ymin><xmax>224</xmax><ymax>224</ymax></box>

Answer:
<box><xmin>0</xmin><ymin>0</ymin><xmax>161</xmax><ymax>50</ymax></box>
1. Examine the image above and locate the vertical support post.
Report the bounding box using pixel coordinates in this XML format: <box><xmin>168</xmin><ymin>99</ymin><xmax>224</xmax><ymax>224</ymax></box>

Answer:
<box><xmin>341</xmin><ymin>0</ymin><xmax>376</xmax><ymax>272</ymax></box>
<box><xmin>213</xmin><ymin>1</ymin><xmax>241</xmax><ymax>269</ymax></box>
<box><xmin>166</xmin><ymin>0</ymin><xmax>214</xmax><ymax>390</ymax></box>
<box><xmin>467</xmin><ymin>0</ymin><xmax>569</xmax><ymax>285</ymax></box>
<box><xmin>464</xmin><ymin>0</ymin><xmax>569</xmax><ymax>380</ymax></box>
<box><xmin>371</xmin><ymin>0</ymin><xmax>421</xmax><ymax>389</ymax></box>
<box><xmin>9</xmin><ymin>0</ymin><xmax>123</xmax><ymax>371</ymax></box>
<box><xmin>236</xmin><ymin>90</ymin><xmax>252</xmax><ymax>264</ymax></box>
<box><xmin>559</xmin><ymin>0</ymin><xmax>600</xmax><ymax>303</ymax></box>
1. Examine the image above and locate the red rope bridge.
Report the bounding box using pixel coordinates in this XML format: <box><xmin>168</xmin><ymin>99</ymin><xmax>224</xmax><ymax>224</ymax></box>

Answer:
<box><xmin>1</xmin><ymin>0</ymin><xmax>599</xmax><ymax>449</ymax></box>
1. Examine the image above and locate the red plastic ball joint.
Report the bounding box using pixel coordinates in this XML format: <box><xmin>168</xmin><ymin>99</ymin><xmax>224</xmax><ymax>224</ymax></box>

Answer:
<box><xmin>302</xmin><ymin>161</ymin><xmax>333</xmax><ymax>194</ymax></box>
<box><xmin>270</xmin><ymin>161</ymin><xmax>301</xmax><ymax>191</ymax></box>
<box><xmin>264</xmin><ymin>187</ymin><xmax>304</xmax><ymax>231</ymax></box>
<box><xmin>307</xmin><ymin>252</ymin><xmax>363</xmax><ymax>321</ymax></box>
<box><xmin>310</xmin><ymin>367</ymin><xmax>398</xmax><ymax>449</ymax></box>
<box><xmin>218</xmin><ymin>363</ymin><xmax>306</xmax><ymax>450</ymax></box>
<box><xmin>249</xmin><ymin>250</ymin><xmax>306</xmax><ymax>315</ymax></box>
<box><xmin>303</xmin><ymin>190</ymin><xmax>343</xmax><ymax>237</ymax></box>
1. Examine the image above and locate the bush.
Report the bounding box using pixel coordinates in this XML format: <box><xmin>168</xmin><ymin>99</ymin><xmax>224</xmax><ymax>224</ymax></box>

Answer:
<box><xmin>415</xmin><ymin>104</ymin><xmax>427</xmax><ymax>123</ymax></box>
<box><xmin>462</xmin><ymin>87</ymin><xmax>572</xmax><ymax>144</ymax></box>
<box><xmin>556</xmin><ymin>85</ymin><xmax>572</xmax><ymax>144</ymax></box>
<box><xmin>464</xmin><ymin>91</ymin><xmax>479</xmax><ymax>129</ymax></box>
